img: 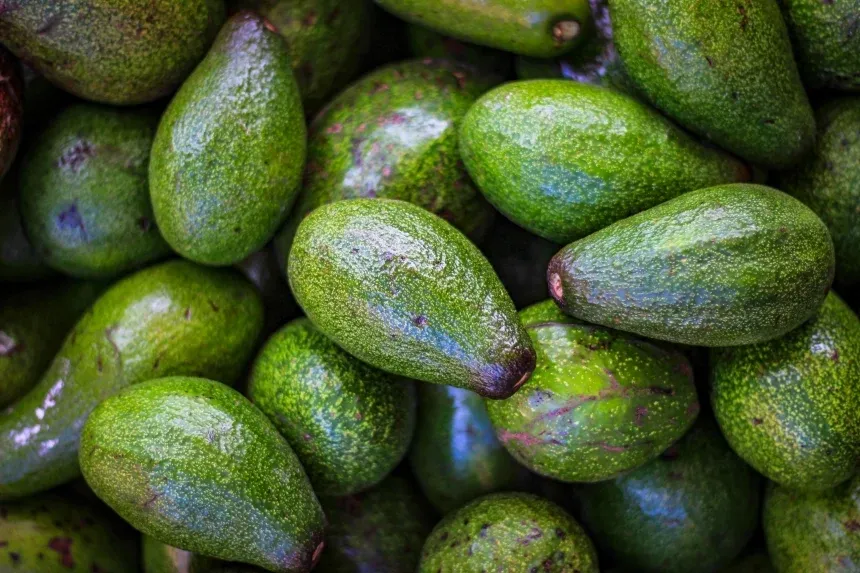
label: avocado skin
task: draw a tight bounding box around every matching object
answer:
[777,98,860,286]
[409,383,530,514]
[0,259,264,500]
[289,198,535,399]
[579,419,761,573]
[19,104,170,279]
[461,79,749,244]
[407,24,514,78]
[150,12,306,266]
[248,318,417,496]
[80,376,325,573]
[419,492,598,572]
[0,46,22,181]
[609,0,815,169]
[711,292,860,491]
[764,476,860,573]
[316,474,434,572]
[0,190,55,282]
[548,184,835,346]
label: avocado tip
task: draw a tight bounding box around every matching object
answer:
[552,20,581,44]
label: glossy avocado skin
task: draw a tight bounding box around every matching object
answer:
[19,104,170,279]
[764,476,860,572]
[419,492,599,572]
[548,184,835,346]
[247,318,417,496]
[579,420,761,573]
[711,292,860,491]
[0,260,264,500]
[288,199,535,399]
[407,24,514,77]
[0,190,55,282]
[80,376,325,573]
[0,46,23,181]
[461,79,749,244]
[609,0,815,169]
[150,12,306,266]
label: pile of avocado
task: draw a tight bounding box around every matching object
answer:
[0,0,858,571]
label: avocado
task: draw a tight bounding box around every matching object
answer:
[143,536,265,573]
[0,259,263,500]
[247,318,417,496]
[460,79,750,244]
[0,46,23,181]
[419,492,599,572]
[19,104,170,279]
[288,198,535,399]
[0,190,55,283]
[764,476,860,572]
[79,376,325,573]
[407,24,514,77]
[609,0,815,169]
[236,246,297,335]
[0,0,225,105]
[776,98,860,287]
[316,474,434,572]
[579,419,761,573]
[409,383,530,514]
[721,553,775,573]
[375,0,592,57]
[0,280,104,408]
[711,292,860,491]
[150,12,306,266]
[548,184,835,346]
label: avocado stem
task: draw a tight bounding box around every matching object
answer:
[553,20,581,44]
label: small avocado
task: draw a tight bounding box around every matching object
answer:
[236,245,297,335]
[80,376,325,573]
[460,79,750,244]
[247,318,417,496]
[609,0,815,169]
[548,184,835,346]
[419,492,599,572]
[721,553,775,573]
[0,0,225,105]
[0,259,264,500]
[406,24,514,77]
[316,474,434,572]
[0,46,23,181]
[0,190,55,282]
[288,198,535,399]
[150,12,306,266]
[711,292,860,491]
[19,104,170,279]
[764,476,860,572]
[579,419,761,573]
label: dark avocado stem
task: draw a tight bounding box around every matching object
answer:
[549,272,563,303]
[262,18,278,34]
[311,541,325,569]
[513,370,532,392]
[552,20,581,44]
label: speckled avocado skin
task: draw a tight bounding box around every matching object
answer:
[0,0,225,105]
[764,476,860,572]
[409,383,530,514]
[0,46,23,180]
[0,190,55,282]
[0,260,264,500]
[19,104,170,279]
[579,419,761,573]
[248,318,417,496]
[143,535,265,573]
[777,98,860,286]
[419,492,599,572]
[461,79,749,244]
[0,494,137,572]
[711,292,860,491]
[289,198,535,399]
[150,12,306,266]
[316,474,434,572]
[80,376,325,573]
[407,24,514,77]
[548,184,835,346]
[609,0,815,169]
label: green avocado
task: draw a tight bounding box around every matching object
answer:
[409,383,531,514]
[579,419,761,573]
[316,474,434,572]
[0,190,55,282]
[764,476,860,572]
[721,553,775,573]
[247,318,416,496]
[0,0,225,105]
[0,259,263,500]
[609,0,815,169]
[375,0,592,58]
[150,12,306,266]
[460,79,750,244]
[143,535,266,573]
[0,46,23,181]
[548,184,835,346]
[776,98,860,286]
[236,246,297,335]
[419,492,599,572]
[80,376,325,573]
[19,104,170,279]
[406,24,514,77]
[711,292,860,491]
[288,198,535,399]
